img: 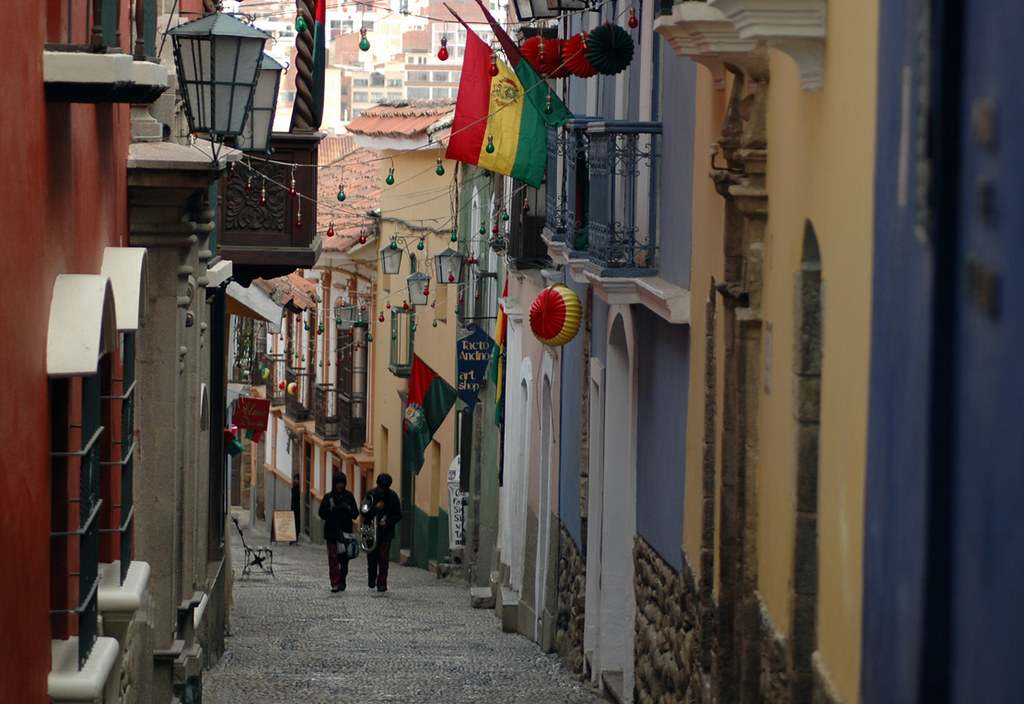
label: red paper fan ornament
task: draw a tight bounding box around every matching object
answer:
[563,33,597,78]
[522,36,569,77]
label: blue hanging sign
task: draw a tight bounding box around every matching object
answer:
[457,322,495,412]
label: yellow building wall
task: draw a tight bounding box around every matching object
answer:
[370,147,460,523]
[756,1,878,699]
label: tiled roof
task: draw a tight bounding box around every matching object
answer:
[252,272,318,311]
[319,135,355,165]
[346,99,457,139]
[317,144,382,251]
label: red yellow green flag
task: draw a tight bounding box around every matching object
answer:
[444,6,570,187]
[402,356,458,475]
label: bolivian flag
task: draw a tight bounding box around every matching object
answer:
[445,3,570,187]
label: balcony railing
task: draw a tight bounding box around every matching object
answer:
[264,354,286,406]
[585,121,662,277]
[314,383,340,440]
[545,118,600,256]
[338,393,367,452]
[284,367,311,421]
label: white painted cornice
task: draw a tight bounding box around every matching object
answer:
[708,0,826,89]
[653,2,758,89]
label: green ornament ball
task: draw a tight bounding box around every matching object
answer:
[485,141,495,154]
[359,37,370,51]
[436,163,445,175]
[337,187,346,202]
[385,173,395,185]
[451,231,458,242]
[432,320,438,328]
[295,16,307,32]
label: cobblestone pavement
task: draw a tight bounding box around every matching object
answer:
[204,516,607,704]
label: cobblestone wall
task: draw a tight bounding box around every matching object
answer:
[633,538,711,704]
[555,523,586,674]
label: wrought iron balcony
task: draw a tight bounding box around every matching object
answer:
[581,122,663,277]
[338,393,367,452]
[284,367,311,421]
[314,383,340,440]
[544,118,600,258]
[264,354,286,406]
[43,0,168,103]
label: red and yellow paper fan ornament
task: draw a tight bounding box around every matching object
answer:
[529,284,582,347]
[522,36,570,78]
[563,32,597,78]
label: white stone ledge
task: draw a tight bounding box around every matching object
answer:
[43,50,134,84]
[97,560,151,615]
[48,636,119,702]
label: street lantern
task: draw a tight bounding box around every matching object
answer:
[380,243,403,275]
[406,271,430,307]
[168,13,270,141]
[238,53,284,152]
[512,0,558,22]
[434,248,466,284]
[334,300,358,329]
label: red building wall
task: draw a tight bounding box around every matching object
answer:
[0,0,131,700]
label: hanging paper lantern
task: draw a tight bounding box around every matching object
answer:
[563,33,597,78]
[586,23,635,76]
[287,381,298,395]
[260,366,270,379]
[521,36,569,78]
[529,284,582,346]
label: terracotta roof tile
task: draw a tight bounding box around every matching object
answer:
[253,272,318,311]
[319,135,355,166]
[347,99,457,139]
[317,144,382,251]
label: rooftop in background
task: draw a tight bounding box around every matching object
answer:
[346,99,456,142]
[318,139,382,250]
[252,272,318,311]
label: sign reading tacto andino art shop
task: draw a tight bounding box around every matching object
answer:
[456,322,495,412]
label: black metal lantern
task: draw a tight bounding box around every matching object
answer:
[380,243,403,275]
[238,53,284,152]
[406,271,430,307]
[168,13,270,141]
[434,248,466,285]
[513,0,558,22]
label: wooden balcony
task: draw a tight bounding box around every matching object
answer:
[218,133,325,286]
[337,394,367,452]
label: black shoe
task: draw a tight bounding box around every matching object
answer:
[368,582,376,589]
[377,585,387,592]
[339,583,346,591]
[331,587,341,593]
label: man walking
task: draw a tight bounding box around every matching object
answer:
[318,472,359,592]
[361,474,402,592]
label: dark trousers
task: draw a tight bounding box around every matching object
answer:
[367,538,392,589]
[326,541,349,589]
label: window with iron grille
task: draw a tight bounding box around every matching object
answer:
[100,333,137,585]
[389,309,414,377]
[50,369,104,670]
[337,323,369,449]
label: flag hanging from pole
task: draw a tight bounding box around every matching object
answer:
[402,356,458,476]
[444,4,570,187]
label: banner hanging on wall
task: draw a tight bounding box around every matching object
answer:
[457,322,495,411]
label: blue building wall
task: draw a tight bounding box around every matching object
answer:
[634,308,688,571]
[657,43,696,290]
[558,280,587,547]
[863,1,935,700]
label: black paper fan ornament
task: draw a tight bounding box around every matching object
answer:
[586,23,634,75]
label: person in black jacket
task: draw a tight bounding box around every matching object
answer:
[318,472,359,592]
[361,473,402,592]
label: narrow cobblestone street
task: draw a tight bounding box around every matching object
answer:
[203,514,606,703]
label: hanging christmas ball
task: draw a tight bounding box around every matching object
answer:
[295,15,307,32]
[488,53,500,77]
[337,185,346,201]
[367,333,374,342]
[389,239,398,250]
[628,6,639,29]
[492,224,499,234]
[227,164,235,179]
[245,178,253,192]
[563,33,597,78]
[359,233,367,244]
[502,211,510,221]
[468,254,476,265]
[417,238,425,250]
[327,223,335,237]
[485,135,495,153]
[529,284,582,346]
[359,28,370,51]
[586,23,635,76]
[433,320,438,327]
[279,381,286,390]
[451,231,458,242]
[385,167,395,185]
[436,158,445,176]
[379,313,385,322]
[479,224,486,235]
[259,187,266,207]
[438,36,449,61]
